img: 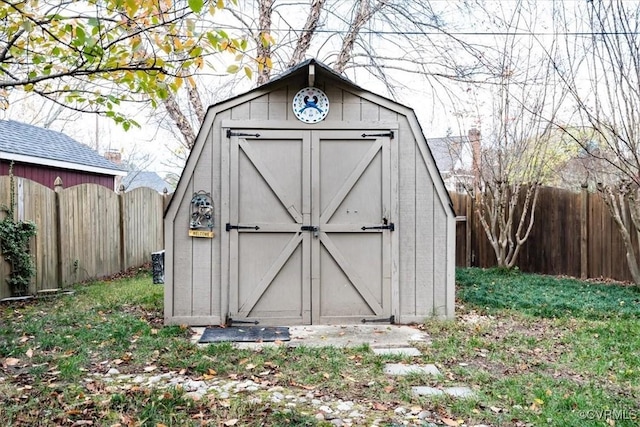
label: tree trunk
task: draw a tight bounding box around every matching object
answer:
[288,0,326,67]
[256,0,274,85]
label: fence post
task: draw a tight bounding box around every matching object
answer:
[466,194,472,267]
[54,177,63,288]
[118,184,126,272]
[581,183,589,279]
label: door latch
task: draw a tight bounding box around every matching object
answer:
[301,225,319,238]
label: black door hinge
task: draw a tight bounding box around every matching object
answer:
[361,315,395,324]
[226,317,259,326]
[227,130,261,138]
[300,225,319,232]
[361,131,394,139]
[226,223,260,231]
[361,223,395,231]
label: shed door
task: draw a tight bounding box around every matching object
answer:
[227,129,393,325]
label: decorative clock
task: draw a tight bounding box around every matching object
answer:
[292,87,330,123]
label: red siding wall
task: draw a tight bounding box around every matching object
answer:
[0,161,115,190]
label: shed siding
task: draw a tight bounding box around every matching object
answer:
[166,69,455,325]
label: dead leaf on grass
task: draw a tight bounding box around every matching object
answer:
[224,419,238,426]
[373,402,388,411]
[4,357,21,367]
[441,417,460,426]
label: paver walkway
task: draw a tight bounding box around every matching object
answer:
[379,346,476,400]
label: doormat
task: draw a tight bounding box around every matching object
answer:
[198,326,290,343]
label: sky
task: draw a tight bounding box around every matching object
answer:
[0,0,606,181]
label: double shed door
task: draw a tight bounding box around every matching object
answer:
[226,129,394,325]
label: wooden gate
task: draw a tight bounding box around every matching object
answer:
[226,129,394,325]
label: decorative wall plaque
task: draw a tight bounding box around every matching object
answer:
[189,191,214,238]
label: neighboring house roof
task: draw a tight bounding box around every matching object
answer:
[122,171,169,193]
[0,119,126,176]
[427,135,473,174]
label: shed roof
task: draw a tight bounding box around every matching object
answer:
[169,58,454,215]
[123,171,170,193]
[0,119,125,175]
[427,135,470,173]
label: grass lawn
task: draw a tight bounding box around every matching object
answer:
[0,267,638,426]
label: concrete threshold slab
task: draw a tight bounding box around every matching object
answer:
[191,324,430,349]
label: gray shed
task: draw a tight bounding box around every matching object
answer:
[164,59,455,326]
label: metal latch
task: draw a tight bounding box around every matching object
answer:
[301,225,319,238]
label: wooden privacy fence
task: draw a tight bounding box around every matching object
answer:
[0,176,166,299]
[451,186,640,282]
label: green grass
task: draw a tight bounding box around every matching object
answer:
[1,267,639,426]
[457,267,640,318]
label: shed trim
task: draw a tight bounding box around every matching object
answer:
[0,152,126,176]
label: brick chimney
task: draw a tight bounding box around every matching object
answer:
[104,149,122,164]
[468,128,481,190]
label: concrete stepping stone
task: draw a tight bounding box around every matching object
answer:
[373,347,421,357]
[383,363,441,376]
[412,386,475,399]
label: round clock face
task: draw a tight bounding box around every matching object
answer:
[292,87,330,123]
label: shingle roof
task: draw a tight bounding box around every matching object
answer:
[0,119,124,172]
[427,135,469,173]
[122,171,170,193]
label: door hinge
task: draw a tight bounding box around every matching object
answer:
[361,315,395,324]
[361,131,394,139]
[361,223,395,231]
[227,130,261,138]
[226,317,259,326]
[226,223,260,231]
[300,225,319,232]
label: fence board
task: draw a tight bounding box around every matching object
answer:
[451,187,640,282]
[1,176,167,298]
[123,187,164,269]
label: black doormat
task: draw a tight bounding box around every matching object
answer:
[198,326,290,343]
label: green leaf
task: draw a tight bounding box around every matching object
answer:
[226,64,239,74]
[244,66,252,79]
[188,0,204,13]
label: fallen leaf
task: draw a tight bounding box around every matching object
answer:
[19,336,29,343]
[441,417,460,426]
[224,419,238,426]
[113,359,123,365]
[25,348,33,358]
[322,373,330,379]
[373,402,388,411]
[245,363,256,370]
[4,357,20,367]
[150,329,158,335]
[384,385,395,393]
[489,406,502,413]
[208,368,217,375]
[143,365,157,372]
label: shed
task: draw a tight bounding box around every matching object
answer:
[0,119,126,190]
[164,59,455,326]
